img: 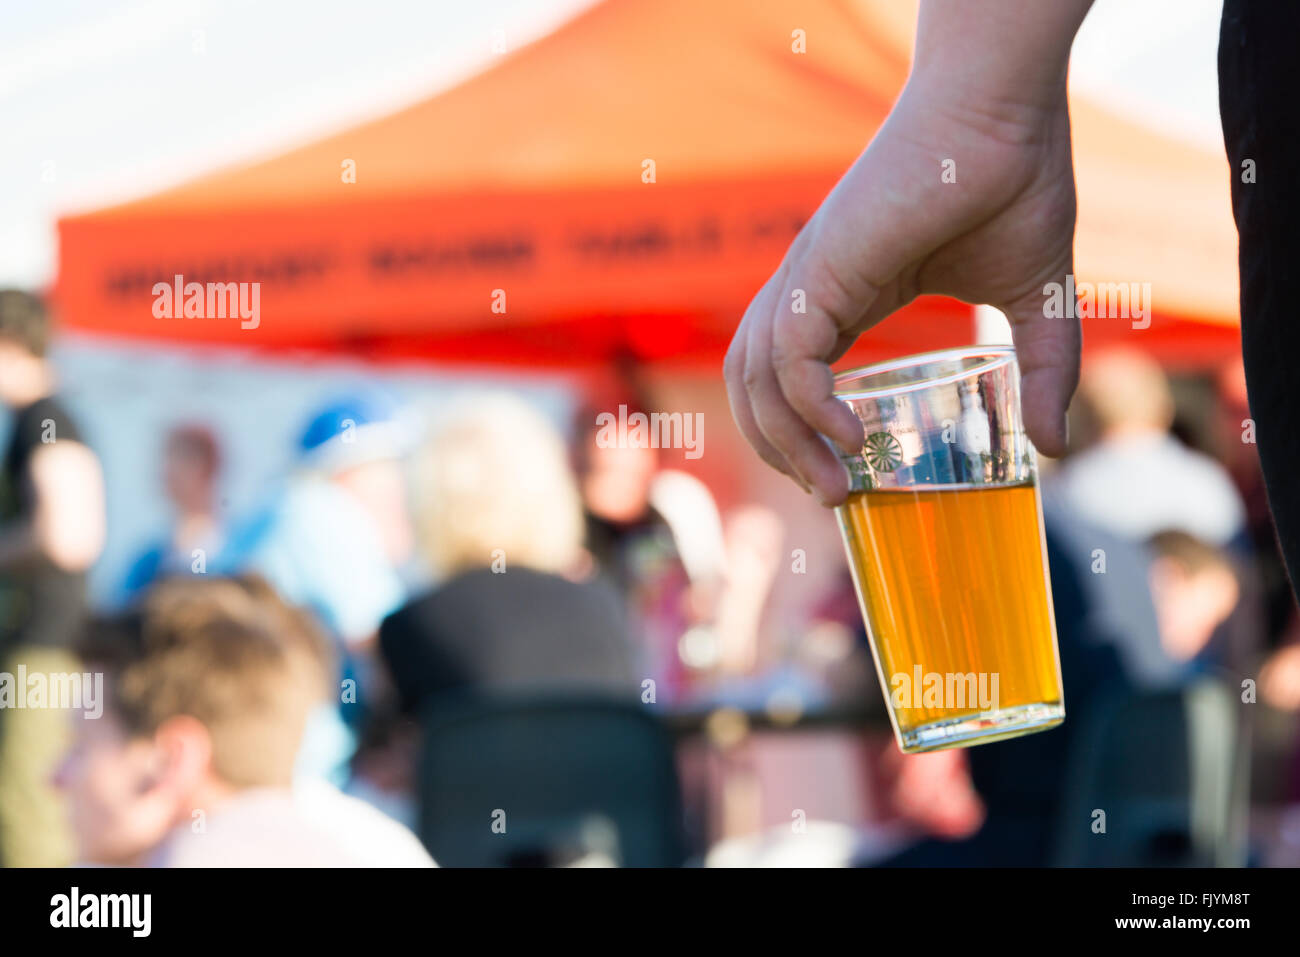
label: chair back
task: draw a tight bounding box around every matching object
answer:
[417,691,687,867]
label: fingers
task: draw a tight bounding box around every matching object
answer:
[744,298,852,506]
[724,263,855,505]
[724,276,808,489]
[729,214,904,506]
[1004,281,1081,458]
[758,235,908,504]
[769,272,868,458]
[724,142,930,502]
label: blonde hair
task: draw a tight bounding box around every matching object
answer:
[415,394,584,578]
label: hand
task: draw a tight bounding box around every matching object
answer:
[725,80,1081,505]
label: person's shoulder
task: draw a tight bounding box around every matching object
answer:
[155,787,433,867]
[428,566,547,601]
[148,791,319,867]
[17,395,83,444]
[407,567,620,617]
[1052,442,1121,481]
[481,566,620,608]
[381,588,439,632]
[23,393,73,420]
[296,780,436,867]
[1171,440,1239,482]
[1165,441,1246,505]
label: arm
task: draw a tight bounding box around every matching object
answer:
[725,0,1095,505]
[911,1,1095,114]
[0,441,106,572]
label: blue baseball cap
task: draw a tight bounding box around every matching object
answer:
[298,393,407,473]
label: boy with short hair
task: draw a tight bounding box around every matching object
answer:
[58,576,433,867]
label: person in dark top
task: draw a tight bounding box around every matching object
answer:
[574,392,688,602]
[381,565,635,709]
[0,289,106,866]
[378,393,638,715]
[573,386,740,701]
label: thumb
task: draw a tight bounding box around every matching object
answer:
[1003,281,1081,458]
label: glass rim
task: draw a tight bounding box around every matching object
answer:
[832,344,1016,401]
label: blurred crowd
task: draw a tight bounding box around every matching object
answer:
[2,288,1300,867]
[0,290,783,867]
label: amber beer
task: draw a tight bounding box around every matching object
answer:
[839,482,1062,749]
[832,345,1064,752]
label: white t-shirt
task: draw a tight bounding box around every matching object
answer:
[1051,432,1246,546]
[152,783,435,868]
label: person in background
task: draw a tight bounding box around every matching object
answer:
[380,393,637,712]
[1146,530,1242,672]
[225,393,413,783]
[235,393,412,651]
[1050,349,1247,549]
[57,576,434,867]
[120,424,225,603]
[573,393,727,699]
[1038,486,1185,689]
[0,289,106,867]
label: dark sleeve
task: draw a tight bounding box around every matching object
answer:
[1220,0,1300,602]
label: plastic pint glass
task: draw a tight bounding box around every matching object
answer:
[833,346,1064,752]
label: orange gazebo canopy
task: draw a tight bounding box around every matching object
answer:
[55,0,1238,369]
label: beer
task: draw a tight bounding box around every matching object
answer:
[838,481,1063,750]
[833,345,1064,751]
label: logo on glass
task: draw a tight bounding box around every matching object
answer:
[863,431,904,472]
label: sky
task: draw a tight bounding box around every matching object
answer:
[2,0,1225,290]
[1,0,600,287]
